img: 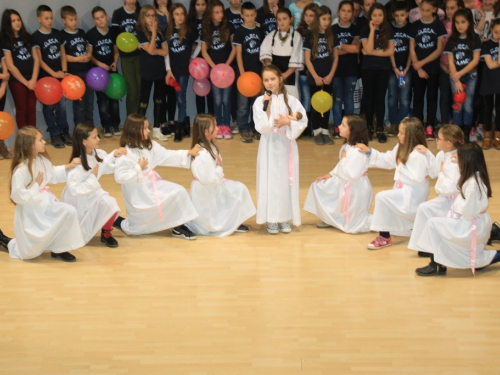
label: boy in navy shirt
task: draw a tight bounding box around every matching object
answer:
[31,5,70,148]
[60,6,94,128]
[86,6,120,137]
[233,2,264,143]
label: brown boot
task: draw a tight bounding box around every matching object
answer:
[0,140,12,159]
[495,131,500,150]
[482,131,492,149]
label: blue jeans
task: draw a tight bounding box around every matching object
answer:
[298,74,310,112]
[332,76,357,126]
[42,97,68,136]
[387,72,412,125]
[237,92,256,133]
[96,91,120,128]
[212,84,231,126]
[71,70,94,126]
[450,72,477,126]
[175,75,189,121]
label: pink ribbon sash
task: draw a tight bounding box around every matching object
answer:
[446,194,459,219]
[395,181,403,189]
[39,186,50,193]
[143,170,163,221]
[271,128,294,186]
[341,173,367,225]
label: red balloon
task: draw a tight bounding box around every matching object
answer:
[62,75,86,101]
[237,72,262,97]
[210,63,235,89]
[189,57,209,80]
[0,111,15,140]
[453,91,466,105]
[35,77,63,105]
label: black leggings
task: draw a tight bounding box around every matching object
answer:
[165,85,177,123]
[361,69,390,131]
[138,78,166,127]
[309,83,332,134]
[196,92,214,115]
[412,70,439,128]
[483,94,500,132]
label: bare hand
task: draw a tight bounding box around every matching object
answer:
[369,21,376,30]
[274,114,290,128]
[109,62,117,72]
[354,143,370,153]
[216,154,222,166]
[54,71,65,79]
[188,144,203,157]
[166,70,175,84]
[138,157,149,170]
[451,72,461,82]
[315,173,332,183]
[417,68,429,79]
[92,163,99,177]
[451,153,457,163]
[478,4,485,16]
[99,62,111,71]
[323,75,333,85]
[114,147,127,157]
[0,86,5,99]
[414,145,428,154]
[454,81,464,93]
[36,172,43,185]
[67,158,81,170]
[314,76,323,86]
[413,61,423,70]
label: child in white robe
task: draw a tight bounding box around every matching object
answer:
[0,127,84,262]
[252,64,308,234]
[304,115,372,234]
[62,123,127,248]
[259,7,304,99]
[186,114,256,236]
[356,117,433,249]
[113,113,202,239]
[415,143,500,276]
[408,125,464,256]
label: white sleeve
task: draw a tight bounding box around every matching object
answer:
[165,54,171,70]
[97,149,117,175]
[368,145,398,170]
[335,146,369,182]
[259,32,273,62]
[452,179,488,219]
[424,150,438,179]
[191,150,224,187]
[47,163,68,184]
[253,95,274,135]
[66,166,101,198]
[397,151,428,183]
[286,96,308,139]
[10,166,43,205]
[435,163,460,196]
[289,30,304,70]
[114,155,144,185]
[191,42,201,58]
[151,141,191,169]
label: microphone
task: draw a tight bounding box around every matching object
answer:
[263,90,272,111]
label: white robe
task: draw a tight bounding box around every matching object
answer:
[259,28,304,98]
[368,144,430,236]
[253,93,308,225]
[62,149,121,244]
[408,150,460,251]
[7,156,85,260]
[186,147,256,237]
[304,144,372,234]
[114,141,199,235]
[417,176,494,269]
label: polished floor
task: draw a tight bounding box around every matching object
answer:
[1,132,500,374]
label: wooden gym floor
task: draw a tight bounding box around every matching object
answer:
[1,133,500,374]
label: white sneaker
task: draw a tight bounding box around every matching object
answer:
[267,223,279,234]
[469,127,477,143]
[279,222,292,233]
[152,127,169,142]
[316,222,332,228]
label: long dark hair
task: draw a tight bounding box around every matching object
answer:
[457,143,492,199]
[449,8,475,50]
[120,113,153,150]
[191,114,219,160]
[202,0,229,47]
[167,3,188,40]
[367,3,391,50]
[263,0,284,15]
[310,6,334,59]
[345,115,369,146]
[296,3,319,36]
[187,0,206,32]
[0,9,31,49]
[70,123,103,172]
[395,117,427,165]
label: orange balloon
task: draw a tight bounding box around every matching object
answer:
[237,72,262,98]
[62,75,86,101]
[0,111,15,140]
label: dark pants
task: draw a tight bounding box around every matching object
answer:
[0,87,6,111]
[165,85,176,123]
[438,67,452,124]
[8,81,37,129]
[121,55,141,116]
[412,70,439,128]
[230,62,240,123]
[309,83,333,135]
[138,78,166,127]
[96,91,120,129]
[483,94,500,132]
[361,69,390,131]
[196,92,214,114]
[236,92,256,133]
[71,70,94,126]
[42,97,69,136]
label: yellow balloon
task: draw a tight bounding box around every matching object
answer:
[311,90,333,117]
[116,32,139,53]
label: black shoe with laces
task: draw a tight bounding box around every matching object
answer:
[51,135,65,148]
[101,229,119,248]
[487,222,500,245]
[235,224,249,233]
[415,261,447,276]
[61,130,73,146]
[0,229,12,250]
[51,251,77,262]
[113,216,125,232]
[377,131,387,143]
[112,126,121,136]
[172,225,197,240]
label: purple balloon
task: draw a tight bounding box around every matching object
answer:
[210,63,235,89]
[86,67,110,91]
[193,78,211,96]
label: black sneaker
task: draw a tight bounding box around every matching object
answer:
[333,127,340,139]
[487,222,500,245]
[103,127,112,138]
[323,134,333,145]
[112,126,121,136]
[377,131,387,143]
[235,224,249,233]
[61,130,73,146]
[113,216,125,232]
[172,225,197,240]
[101,229,119,248]
[415,262,447,276]
[50,135,65,148]
[51,251,77,262]
[418,251,432,258]
[314,134,325,145]
[240,132,253,143]
[0,229,12,250]
[368,128,374,141]
[252,130,261,140]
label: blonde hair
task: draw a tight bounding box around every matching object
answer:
[137,5,163,40]
[395,117,427,165]
[439,124,464,148]
[191,113,219,160]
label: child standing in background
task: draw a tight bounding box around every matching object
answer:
[289,0,321,30]
[472,0,496,41]
[257,0,283,36]
[410,0,446,22]
[0,45,11,160]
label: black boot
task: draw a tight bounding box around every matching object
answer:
[0,229,12,251]
[101,229,119,248]
[51,251,76,262]
[113,216,125,232]
[462,125,471,143]
[183,116,191,138]
[174,121,183,142]
[415,255,447,276]
[61,129,73,146]
[488,222,500,245]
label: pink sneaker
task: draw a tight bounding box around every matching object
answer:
[216,126,223,139]
[223,125,233,139]
[367,235,392,250]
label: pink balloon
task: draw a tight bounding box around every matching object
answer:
[193,78,211,96]
[210,63,235,89]
[189,58,209,80]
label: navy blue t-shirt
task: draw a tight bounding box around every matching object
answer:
[232,25,264,74]
[137,29,167,80]
[479,38,500,95]
[167,28,196,77]
[111,6,140,58]
[61,28,91,74]
[303,31,335,84]
[31,29,65,78]
[359,26,394,70]
[256,7,277,36]
[201,24,233,65]
[332,22,359,77]
[410,19,448,75]
[1,36,35,83]
[225,8,244,34]
[444,34,481,72]
[86,26,117,67]
[391,21,411,70]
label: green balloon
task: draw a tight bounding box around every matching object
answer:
[104,73,128,100]
[116,32,139,53]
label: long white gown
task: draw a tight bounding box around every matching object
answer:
[114,141,199,235]
[253,93,308,225]
[7,156,85,260]
[368,144,430,236]
[408,150,460,251]
[62,149,121,244]
[417,175,494,269]
[186,147,256,237]
[303,144,372,233]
